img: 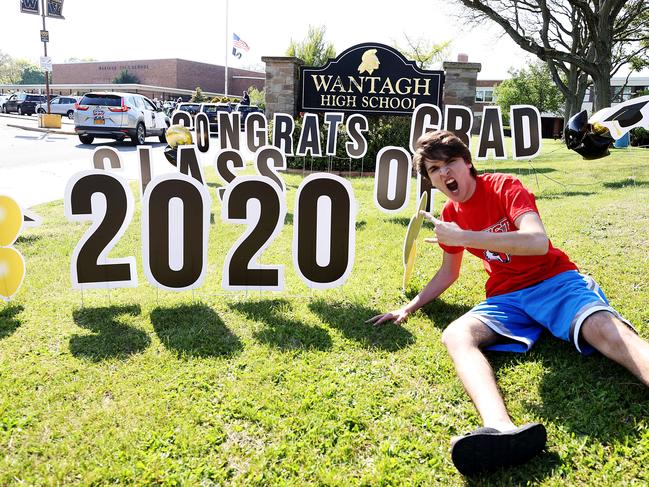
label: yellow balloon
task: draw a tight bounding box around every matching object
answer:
[166,125,193,148]
[0,247,25,301]
[402,192,428,289]
[0,196,23,247]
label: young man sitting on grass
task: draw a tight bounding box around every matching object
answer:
[367,130,649,475]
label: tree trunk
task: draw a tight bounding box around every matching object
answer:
[593,64,612,111]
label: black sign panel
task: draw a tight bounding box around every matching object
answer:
[300,42,444,116]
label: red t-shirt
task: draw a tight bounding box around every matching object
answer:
[439,173,577,297]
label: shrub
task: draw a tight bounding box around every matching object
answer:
[190,87,206,103]
[285,115,411,172]
[209,96,238,103]
[630,127,649,148]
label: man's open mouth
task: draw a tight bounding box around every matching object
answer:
[445,178,459,193]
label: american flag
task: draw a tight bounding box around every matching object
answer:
[232,33,250,52]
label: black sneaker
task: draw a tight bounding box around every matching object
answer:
[451,423,547,476]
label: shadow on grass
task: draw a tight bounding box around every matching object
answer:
[150,304,242,358]
[530,339,649,441]
[229,299,332,351]
[285,212,293,226]
[0,305,24,340]
[15,234,42,244]
[409,295,473,331]
[71,305,149,361]
[308,299,415,352]
[603,179,649,189]
[535,191,595,200]
[387,217,412,227]
[469,337,649,482]
[298,216,364,230]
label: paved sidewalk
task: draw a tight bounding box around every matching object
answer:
[0,112,76,135]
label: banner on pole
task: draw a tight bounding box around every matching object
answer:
[47,0,64,18]
[20,0,39,15]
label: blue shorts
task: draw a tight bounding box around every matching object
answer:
[465,270,633,355]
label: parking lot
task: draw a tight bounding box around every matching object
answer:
[0,112,258,209]
[0,113,168,208]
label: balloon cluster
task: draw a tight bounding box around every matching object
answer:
[564,110,614,160]
[164,125,193,166]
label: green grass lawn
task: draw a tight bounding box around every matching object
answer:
[2,139,649,485]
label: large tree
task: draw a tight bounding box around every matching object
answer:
[0,51,31,84]
[286,25,336,67]
[457,0,649,114]
[112,69,140,84]
[19,65,45,84]
[495,61,564,119]
[393,34,451,69]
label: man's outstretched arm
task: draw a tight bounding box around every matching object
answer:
[367,250,463,326]
[423,211,549,256]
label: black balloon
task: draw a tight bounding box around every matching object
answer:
[164,145,178,166]
[564,110,613,160]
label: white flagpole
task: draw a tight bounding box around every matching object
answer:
[225,0,229,97]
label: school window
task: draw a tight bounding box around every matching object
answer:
[475,88,494,103]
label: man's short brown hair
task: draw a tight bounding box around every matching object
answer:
[413,130,477,180]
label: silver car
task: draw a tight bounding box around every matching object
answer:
[36,96,80,119]
[74,92,169,145]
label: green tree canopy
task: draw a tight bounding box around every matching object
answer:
[457,0,649,112]
[247,87,265,110]
[0,52,33,84]
[19,65,45,84]
[190,87,206,103]
[112,69,140,84]
[495,61,564,118]
[286,25,336,67]
[393,34,451,69]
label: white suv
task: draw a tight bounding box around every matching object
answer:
[36,96,80,119]
[74,92,170,145]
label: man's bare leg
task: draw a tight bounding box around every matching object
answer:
[581,310,649,386]
[442,316,517,433]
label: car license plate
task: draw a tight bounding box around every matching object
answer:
[94,119,105,125]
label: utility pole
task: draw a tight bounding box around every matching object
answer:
[40,0,51,113]
[225,0,229,97]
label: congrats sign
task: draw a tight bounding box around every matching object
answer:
[300,42,444,115]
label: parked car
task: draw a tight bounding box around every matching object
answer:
[2,93,47,115]
[176,102,201,117]
[199,103,232,134]
[36,96,81,119]
[234,104,264,128]
[74,92,170,145]
[0,93,14,110]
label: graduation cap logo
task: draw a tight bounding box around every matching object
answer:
[590,95,649,140]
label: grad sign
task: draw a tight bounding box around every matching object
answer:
[300,42,444,115]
